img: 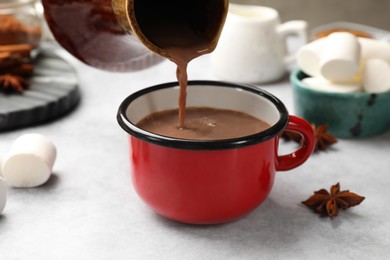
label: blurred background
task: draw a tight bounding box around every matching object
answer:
[234,0,390,31]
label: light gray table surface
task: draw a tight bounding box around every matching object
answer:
[0,44,389,260]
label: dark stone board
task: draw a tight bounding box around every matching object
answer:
[0,49,80,131]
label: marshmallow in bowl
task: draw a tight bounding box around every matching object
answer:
[2,133,57,188]
[363,59,390,93]
[302,76,362,93]
[296,37,326,77]
[319,32,361,82]
[296,31,390,93]
[0,177,6,214]
[359,37,390,63]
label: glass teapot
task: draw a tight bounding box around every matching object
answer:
[42,0,228,72]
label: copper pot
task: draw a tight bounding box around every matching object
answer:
[42,0,228,72]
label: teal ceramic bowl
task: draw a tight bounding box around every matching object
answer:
[290,69,390,138]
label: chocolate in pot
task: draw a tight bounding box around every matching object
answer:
[42,0,227,72]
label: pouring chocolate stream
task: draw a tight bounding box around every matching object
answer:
[43,0,228,128]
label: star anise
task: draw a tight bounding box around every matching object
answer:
[281,123,337,152]
[302,183,365,219]
[0,74,29,93]
[313,124,337,151]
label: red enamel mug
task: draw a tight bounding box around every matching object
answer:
[117,80,315,224]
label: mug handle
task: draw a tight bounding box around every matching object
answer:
[276,115,316,171]
[277,20,308,64]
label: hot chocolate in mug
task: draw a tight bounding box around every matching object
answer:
[117,80,316,224]
[211,4,308,83]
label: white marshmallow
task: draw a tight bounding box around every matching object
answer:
[2,133,57,188]
[319,32,361,82]
[296,37,326,77]
[351,38,390,88]
[363,58,390,93]
[302,76,362,93]
[359,37,390,63]
[0,177,6,215]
